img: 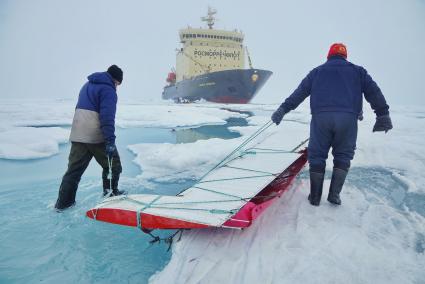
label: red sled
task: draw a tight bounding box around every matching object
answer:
[87,122,308,231]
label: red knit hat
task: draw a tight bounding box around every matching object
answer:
[327,43,347,59]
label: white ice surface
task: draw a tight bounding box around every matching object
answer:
[116,104,246,128]
[355,108,425,194]
[0,100,246,159]
[0,127,70,159]
[150,180,425,284]
[1,100,424,282]
[149,105,425,284]
[128,138,244,182]
[0,100,246,129]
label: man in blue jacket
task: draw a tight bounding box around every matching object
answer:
[271,43,392,206]
[55,65,126,210]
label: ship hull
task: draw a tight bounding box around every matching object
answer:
[162,69,272,104]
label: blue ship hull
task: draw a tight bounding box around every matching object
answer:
[162,69,272,104]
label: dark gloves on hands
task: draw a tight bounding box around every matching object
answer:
[373,115,393,133]
[105,142,116,159]
[358,111,364,121]
[271,107,286,125]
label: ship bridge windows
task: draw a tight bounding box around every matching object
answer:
[182,33,242,42]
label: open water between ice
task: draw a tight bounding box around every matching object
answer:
[0,117,245,283]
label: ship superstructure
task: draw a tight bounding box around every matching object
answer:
[163,8,272,104]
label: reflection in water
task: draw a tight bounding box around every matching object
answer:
[174,116,249,143]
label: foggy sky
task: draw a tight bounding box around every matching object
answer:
[0,0,424,106]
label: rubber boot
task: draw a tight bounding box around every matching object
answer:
[327,168,348,205]
[103,177,126,197]
[55,180,77,211]
[308,171,325,206]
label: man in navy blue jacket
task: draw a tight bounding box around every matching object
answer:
[55,65,126,210]
[272,43,392,206]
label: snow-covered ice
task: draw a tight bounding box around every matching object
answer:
[0,100,246,159]
[151,179,424,284]
[0,100,246,130]
[128,138,244,182]
[116,104,246,128]
[148,104,425,284]
[0,101,424,283]
[0,127,70,159]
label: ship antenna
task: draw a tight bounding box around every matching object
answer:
[201,6,217,29]
[245,46,253,69]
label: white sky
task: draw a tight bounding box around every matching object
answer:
[0,0,424,106]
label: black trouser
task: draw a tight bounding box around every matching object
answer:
[55,142,122,209]
[308,112,358,173]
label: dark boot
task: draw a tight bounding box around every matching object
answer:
[308,171,325,206]
[327,168,348,205]
[103,177,126,197]
[55,180,77,210]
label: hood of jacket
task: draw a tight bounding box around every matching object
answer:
[87,72,116,89]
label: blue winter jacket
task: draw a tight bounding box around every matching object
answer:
[280,56,389,116]
[69,72,117,144]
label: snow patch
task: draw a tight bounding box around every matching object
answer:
[128,138,244,182]
[150,181,425,284]
[116,104,246,129]
[0,127,70,159]
[0,100,246,129]
[0,101,247,159]
[355,109,425,194]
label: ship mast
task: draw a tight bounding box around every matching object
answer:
[201,7,217,29]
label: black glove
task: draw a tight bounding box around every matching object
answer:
[373,115,393,133]
[105,142,116,159]
[358,111,364,121]
[271,107,286,125]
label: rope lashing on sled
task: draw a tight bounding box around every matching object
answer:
[197,174,276,184]
[90,187,294,222]
[143,229,185,252]
[169,120,276,196]
[97,195,238,215]
[222,165,278,176]
[241,138,310,155]
[104,156,114,198]
[92,121,307,250]
[144,193,283,206]
[136,195,162,229]
[93,121,306,218]
[192,186,244,199]
[197,120,274,182]
[104,173,297,214]
[243,147,299,154]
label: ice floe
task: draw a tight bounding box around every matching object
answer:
[0,127,70,159]
[0,100,247,159]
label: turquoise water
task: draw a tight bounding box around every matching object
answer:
[0,118,245,283]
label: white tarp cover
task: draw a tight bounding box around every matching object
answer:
[92,126,307,227]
